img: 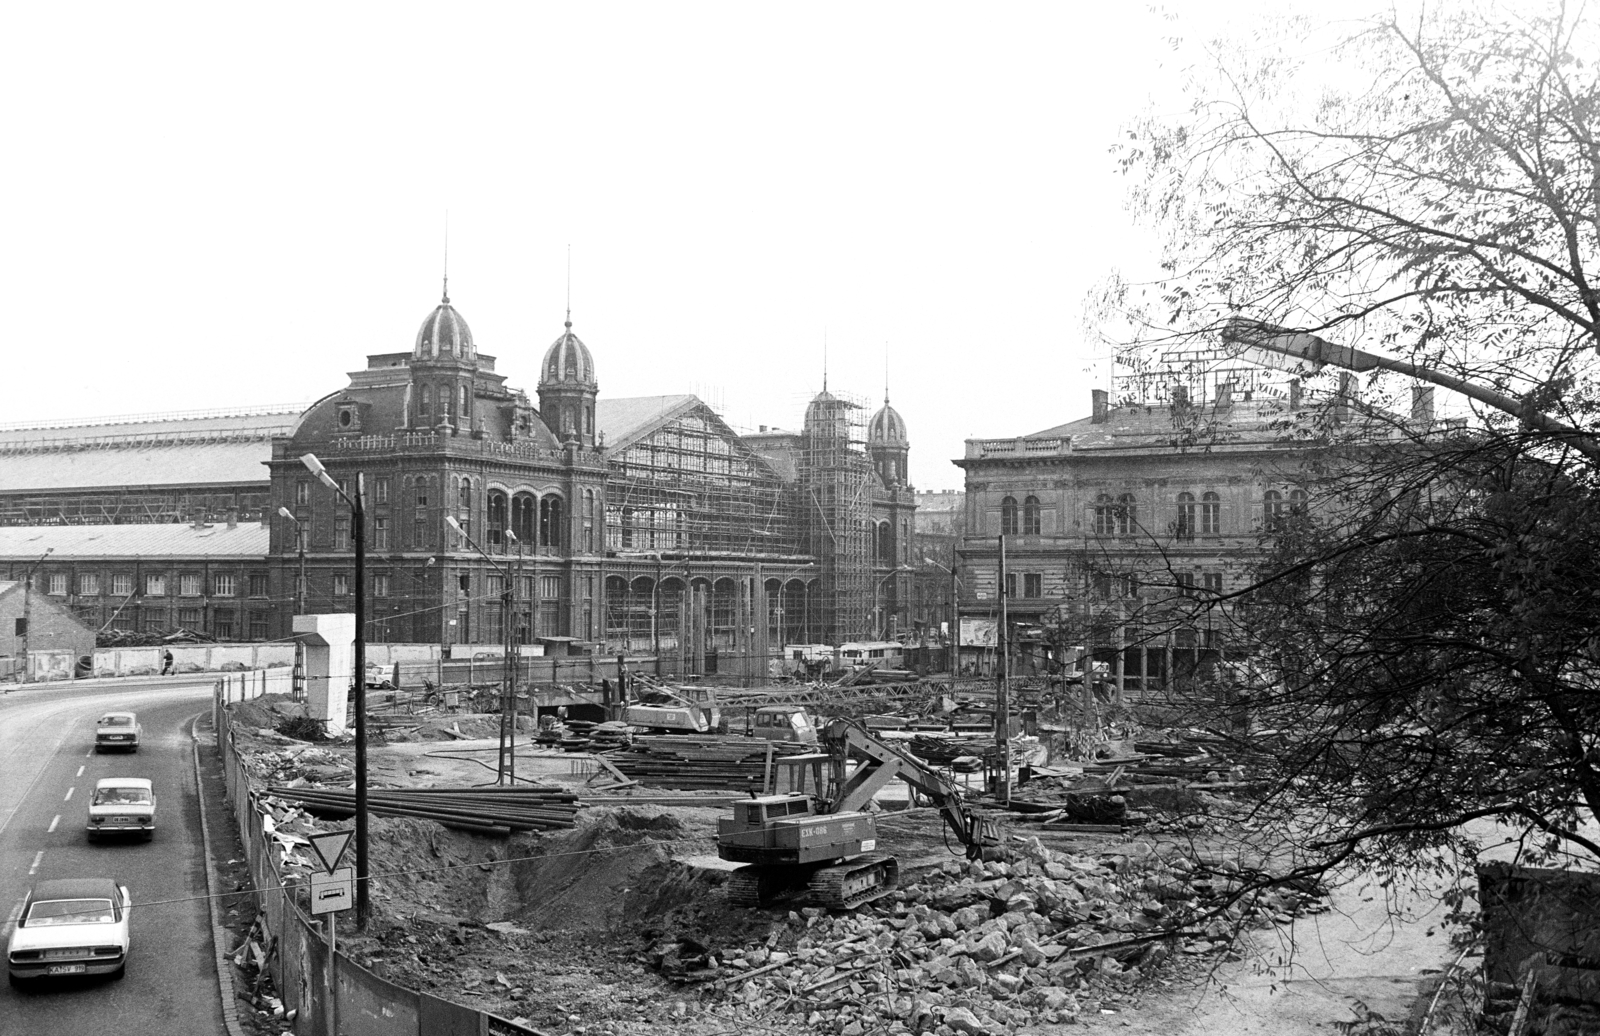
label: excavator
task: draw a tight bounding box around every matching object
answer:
[717,717,1003,909]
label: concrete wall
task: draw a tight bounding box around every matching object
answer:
[92,642,296,677]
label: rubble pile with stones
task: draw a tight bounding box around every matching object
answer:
[675,838,1326,1035]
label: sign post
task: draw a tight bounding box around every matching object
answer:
[307,830,354,1036]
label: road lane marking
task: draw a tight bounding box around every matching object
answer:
[77,765,85,777]
[48,815,60,833]
[28,851,43,874]
[63,787,74,802]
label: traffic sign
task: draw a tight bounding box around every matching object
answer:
[310,868,353,914]
[308,830,353,874]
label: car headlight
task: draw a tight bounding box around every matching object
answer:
[91,817,104,824]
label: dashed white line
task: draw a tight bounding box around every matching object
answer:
[28,851,43,874]
[76,765,85,777]
[63,787,74,802]
[48,815,60,833]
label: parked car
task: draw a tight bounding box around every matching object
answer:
[85,778,155,842]
[93,712,141,753]
[6,878,132,985]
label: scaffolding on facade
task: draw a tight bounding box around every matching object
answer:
[599,393,881,668]
[801,390,873,646]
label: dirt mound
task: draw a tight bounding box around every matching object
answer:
[499,805,718,932]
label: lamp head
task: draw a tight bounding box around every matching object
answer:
[505,530,519,545]
[445,516,465,536]
[277,507,296,521]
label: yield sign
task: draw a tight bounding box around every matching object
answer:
[307,830,353,874]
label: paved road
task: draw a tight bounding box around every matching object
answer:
[0,680,223,1033]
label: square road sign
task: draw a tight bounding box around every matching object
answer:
[310,868,353,914]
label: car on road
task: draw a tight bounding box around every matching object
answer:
[93,712,141,753]
[6,878,132,985]
[86,777,156,842]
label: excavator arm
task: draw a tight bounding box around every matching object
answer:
[821,717,1001,859]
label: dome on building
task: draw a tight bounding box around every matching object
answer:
[540,321,597,388]
[413,290,475,362]
[869,399,908,446]
[803,389,852,439]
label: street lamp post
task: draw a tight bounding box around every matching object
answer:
[446,516,519,785]
[299,453,370,926]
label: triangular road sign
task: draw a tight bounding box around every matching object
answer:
[308,830,353,874]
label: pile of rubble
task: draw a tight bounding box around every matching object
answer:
[655,839,1325,1035]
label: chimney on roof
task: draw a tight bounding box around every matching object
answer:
[1331,372,1361,422]
[1091,389,1109,424]
[1216,381,1233,409]
[1411,385,1435,425]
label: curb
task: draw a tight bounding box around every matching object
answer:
[192,713,251,1036]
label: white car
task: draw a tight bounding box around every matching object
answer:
[7,878,131,985]
[94,712,141,753]
[86,778,156,842]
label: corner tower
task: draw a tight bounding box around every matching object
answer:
[408,283,478,432]
[868,394,909,487]
[537,319,598,446]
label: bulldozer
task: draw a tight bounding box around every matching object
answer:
[716,717,1002,909]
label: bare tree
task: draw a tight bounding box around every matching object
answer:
[1098,1,1600,877]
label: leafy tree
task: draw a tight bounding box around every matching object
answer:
[1099,0,1600,878]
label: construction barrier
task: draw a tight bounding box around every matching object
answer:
[217,696,539,1036]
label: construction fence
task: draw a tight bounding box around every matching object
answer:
[215,678,540,1036]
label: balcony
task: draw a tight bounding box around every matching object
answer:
[965,436,1071,459]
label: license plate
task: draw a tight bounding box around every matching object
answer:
[112,818,131,824]
[47,964,87,975]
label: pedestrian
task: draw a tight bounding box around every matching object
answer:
[161,649,174,675]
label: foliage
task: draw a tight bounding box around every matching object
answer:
[1099,1,1600,877]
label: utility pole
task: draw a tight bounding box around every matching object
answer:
[997,534,1011,805]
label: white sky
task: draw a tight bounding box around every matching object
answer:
[1,2,1292,490]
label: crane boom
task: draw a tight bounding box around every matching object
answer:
[821,717,1000,858]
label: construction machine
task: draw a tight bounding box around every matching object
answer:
[717,716,1002,910]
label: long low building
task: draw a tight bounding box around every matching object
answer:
[0,521,272,639]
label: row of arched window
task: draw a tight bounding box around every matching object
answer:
[1002,488,1312,539]
[999,496,1043,536]
[486,488,565,548]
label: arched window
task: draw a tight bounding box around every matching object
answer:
[459,384,470,421]
[1289,488,1309,516]
[1000,496,1018,536]
[539,496,565,548]
[620,505,634,548]
[442,383,454,423]
[1263,489,1285,528]
[1116,494,1137,536]
[1093,494,1116,536]
[512,493,536,545]
[1023,496,1041,535]
[419,385,433,421]
[1175,492,1196,540]
[1201,492,1221,535]
[458,478,470,509]
[876,522,893,560]
[487,491,508,547]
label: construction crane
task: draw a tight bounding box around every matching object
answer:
[717,716,1002,909]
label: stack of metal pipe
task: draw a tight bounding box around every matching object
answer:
[265,784,581,836]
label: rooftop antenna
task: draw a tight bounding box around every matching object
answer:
[823,330,829,392]
[884,342,890,404]
[442,210,450,303]
[565,243,572,330]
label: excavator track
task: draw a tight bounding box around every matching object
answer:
[808,852,899,910]
[724,869,764,908]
